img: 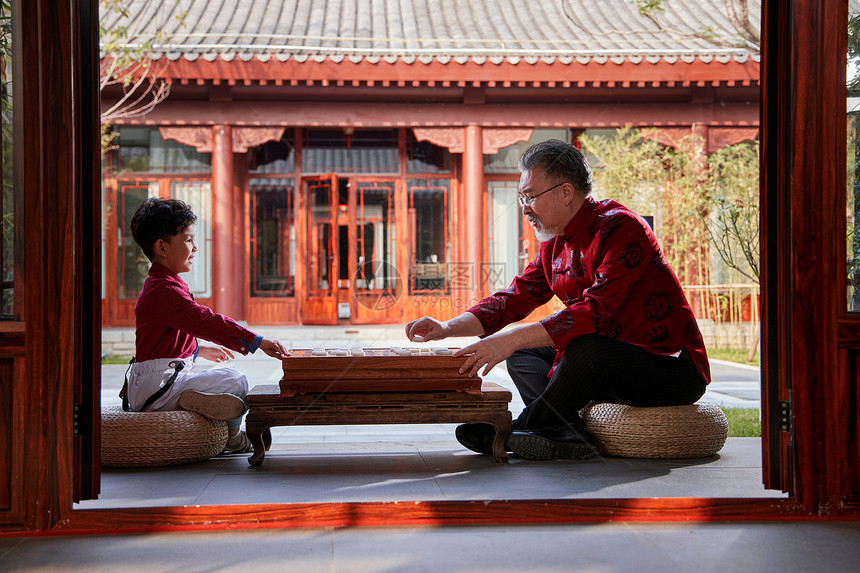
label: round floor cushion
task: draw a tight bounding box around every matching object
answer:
[101,406,228,468]
[580,402,728,459]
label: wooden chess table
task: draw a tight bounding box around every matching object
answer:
[276,346,483,397]
[244,347,512,464]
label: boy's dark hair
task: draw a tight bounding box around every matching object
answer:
[518,139,593,195]
[130,198,197,261]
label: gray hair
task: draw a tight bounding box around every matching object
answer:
[518,139,593,195]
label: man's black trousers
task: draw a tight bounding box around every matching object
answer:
[506,333,707,432]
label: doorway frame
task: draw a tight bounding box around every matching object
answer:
[5,0,860,534]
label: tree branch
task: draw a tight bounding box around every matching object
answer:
[725,0,761,45]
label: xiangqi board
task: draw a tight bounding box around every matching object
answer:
[279,347,481,396]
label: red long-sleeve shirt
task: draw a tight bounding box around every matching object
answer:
[134,263,261,361]
[468,196,711,384]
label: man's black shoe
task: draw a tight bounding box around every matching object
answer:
[455,423,498,455]
[507,425,599,461]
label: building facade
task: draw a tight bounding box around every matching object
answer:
[100,0,761,327]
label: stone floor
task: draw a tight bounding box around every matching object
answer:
[3,520,860,572]
[77,437,779,508]
[2,327,856,572]
[89,325,773,508]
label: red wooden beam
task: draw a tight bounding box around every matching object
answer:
[29,498,824,535]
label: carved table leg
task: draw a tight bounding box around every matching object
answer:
[491,416,513,463]
[246,422,268,467]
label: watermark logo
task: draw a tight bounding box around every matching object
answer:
[352,259,513,312]
[352,260,403,311]
[448,262,475,290]
[480,262,508,292]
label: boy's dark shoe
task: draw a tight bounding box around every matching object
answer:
[507,425,600,461]
[455,423,504,455]
[179,390,246,421]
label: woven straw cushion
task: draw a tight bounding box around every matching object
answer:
[101,406,228,468]
[580,402,728,459]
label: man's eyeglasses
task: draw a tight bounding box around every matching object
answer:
[517,181,566,208]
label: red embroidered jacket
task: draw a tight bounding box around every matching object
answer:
[134,263,262,361]
[467,197,711,384]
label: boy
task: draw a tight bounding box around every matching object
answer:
[127,197,288,453]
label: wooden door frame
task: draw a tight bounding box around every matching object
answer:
[299,174,403,325]
[6,0,860,535]
[103,177,159,326]
[101,175,214,326]
[243,168,301,324]
[299,173,339,325]
[776,0,854,511]
[348,177,403,325]
[0,0,101,532]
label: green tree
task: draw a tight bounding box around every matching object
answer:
[707,141,760,283]
[580,127,713,286]
[847,13,860,309]
[1,0,13,316]
[706,140,760,362]
[658,133,712,286]
[582,126,760,360]
[578,126,665,217]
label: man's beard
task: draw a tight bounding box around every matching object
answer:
[534,228,556,242]
[528,217,556,243]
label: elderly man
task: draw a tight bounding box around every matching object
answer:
[406,139,710,461]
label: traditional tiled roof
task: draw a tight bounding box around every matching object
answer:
[102,0,761,64]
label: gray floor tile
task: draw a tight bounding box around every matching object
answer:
[328,523,860,573]
[4,523,860,572]
[76,438,784,509]
[194,453,448,504]
[1,528,334,572]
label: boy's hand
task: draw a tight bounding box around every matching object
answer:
[198,345,235,363]
[260,338,290,359]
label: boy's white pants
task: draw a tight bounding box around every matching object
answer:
[127,357,249,414]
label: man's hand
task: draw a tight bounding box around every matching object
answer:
[259,338,290,359]
[405,316,450,342]
[197,345,235,363]
[453,335,518,377]
[405,312,486,342]
[453,323,554,377]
